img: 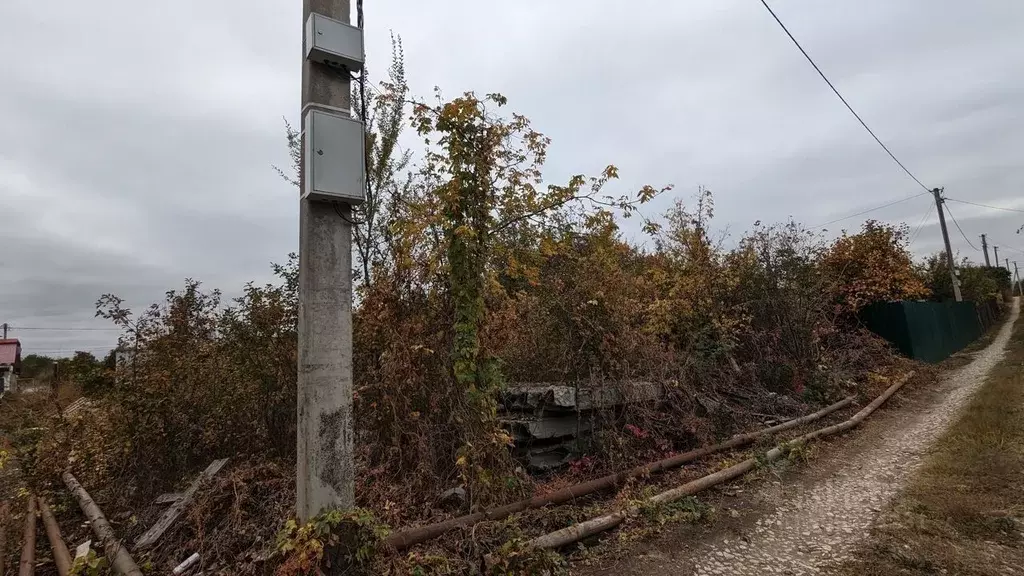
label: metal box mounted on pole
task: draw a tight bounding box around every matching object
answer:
[303,110,366,204]
[305,13,364,72]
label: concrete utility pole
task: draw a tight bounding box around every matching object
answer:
[1015,262,1023,297]
[932,187,962,302]
[297,0,356,521]
[1,323,6,339]
[981,234,990,267]
[994,246,1000,269]
[1007,258,1012,272]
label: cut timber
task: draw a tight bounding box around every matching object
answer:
[172,552,200,575]
[133,458,228,551]
[38,499,72,576]
[386,394,855,550]
[515,372,914,553]
[62,472,143,576]
[153,493,184,505]
[1,500,9,576]
[19,496,35,576]
[61,398,92,418]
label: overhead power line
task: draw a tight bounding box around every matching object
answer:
[757,0,931,194]
[943,202,980,251]
[809,192,929,229]
[995,243,1024,255]
[9,327,120,332]
[26,348,114,353]
[908,202,933,245]
[944,197,1024,215]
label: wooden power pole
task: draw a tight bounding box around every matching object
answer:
[297,0,365,521]
[994,246,1000,269]
[932,187,962,302]
[981,234,990,266]
[1015,262,1022,297]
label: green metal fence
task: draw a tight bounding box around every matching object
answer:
[861,299,1001,364]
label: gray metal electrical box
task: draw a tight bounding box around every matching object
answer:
[305,13,364,72]
[303,110,365,204]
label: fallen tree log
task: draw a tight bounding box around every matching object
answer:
[19,496,36,576]
[38,499,71,576]
[62,473,143,576]
[387,394,856,550]
[515,373,913,553]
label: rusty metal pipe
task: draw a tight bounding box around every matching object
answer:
[517,373,914,553]
[37,500,71,576]
[18,496,36,576]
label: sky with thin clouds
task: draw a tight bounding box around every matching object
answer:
[2,0,1023,356]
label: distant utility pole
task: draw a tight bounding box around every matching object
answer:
[297,0,364,522]
[932,187,962,302]
[994,246,1000,269]
[1015,262,1023,297]
[1,323,6,339]
[1007,258,1012,273]
[981,234,990,267]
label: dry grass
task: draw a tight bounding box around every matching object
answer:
[831,313,1024,575]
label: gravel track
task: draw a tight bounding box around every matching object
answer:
[690,299,1020,576]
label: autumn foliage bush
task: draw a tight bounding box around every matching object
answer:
[24,67,930,574]
[821,220,930,312]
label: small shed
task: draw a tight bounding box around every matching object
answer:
[0,338,22,394]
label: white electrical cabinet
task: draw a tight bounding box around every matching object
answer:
[303,110,365,204]
[305,13,364,72]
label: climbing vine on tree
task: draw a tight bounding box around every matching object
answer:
[409,91,668,501]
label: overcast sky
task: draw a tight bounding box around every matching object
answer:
[2,0,1023,356]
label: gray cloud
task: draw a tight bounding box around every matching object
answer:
[2,0,1023,355]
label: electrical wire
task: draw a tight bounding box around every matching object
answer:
[908,202,933,245]
[8,327,120,332]
[995,243,1024,255]
[943,202,980,251]
[757,0,931,194]
[26,348,115,353]
[944,197,1024,215]
[356,0,372,205]
[809,192,929,229]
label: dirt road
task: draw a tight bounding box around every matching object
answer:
[577,299,1019,576]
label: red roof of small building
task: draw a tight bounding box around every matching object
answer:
[0,339,21,365]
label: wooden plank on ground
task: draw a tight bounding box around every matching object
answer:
[133,458,228,551]
[153,493,184,505]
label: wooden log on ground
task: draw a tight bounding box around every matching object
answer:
[133,458,228,551]
[37,499,71,576]
[1,500,10,576]
[513,373,914,553]
[62,473,143,576]
[18,496,35,576]
[387,394,856,550]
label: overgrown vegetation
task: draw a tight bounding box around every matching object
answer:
[831,311,1024,576]
[4,41,986,575]
[918,253,1012,303]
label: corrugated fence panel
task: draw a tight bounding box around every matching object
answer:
[862,299,1000,364]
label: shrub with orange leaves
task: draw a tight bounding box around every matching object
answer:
[821,220,930,313]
